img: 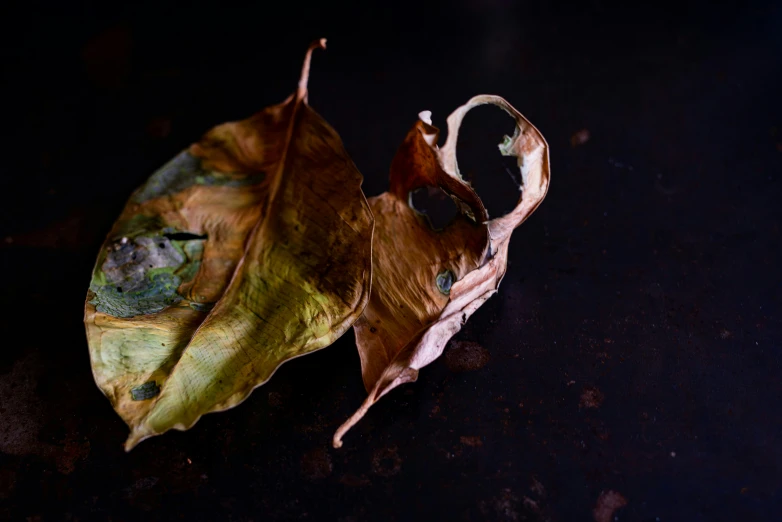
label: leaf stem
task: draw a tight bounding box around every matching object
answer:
[298,38,327,101]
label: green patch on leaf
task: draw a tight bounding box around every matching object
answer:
[89,234,205,318]
[132,151,266,204]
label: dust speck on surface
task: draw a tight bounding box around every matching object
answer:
[593,490,627,522]
[480,488,520,521]
[267,391,283,408]
[580,385,605,409]
[299,448,332,480]
[445,341,490,372]
[460,435,483,447]
[530,475,545,497]
[132,477,160,491]
[372,446,402,477]
[570,128,590,147]
[522,496,539,512]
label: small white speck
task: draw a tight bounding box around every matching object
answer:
[121,237,129,244]
[670,451,676,457]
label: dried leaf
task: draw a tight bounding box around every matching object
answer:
[333,96,549,447]
[84,40,374,450]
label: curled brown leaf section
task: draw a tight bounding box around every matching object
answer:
[334,95,550,448]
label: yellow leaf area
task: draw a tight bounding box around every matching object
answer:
[85,41,373,450]
[334,97,549,447]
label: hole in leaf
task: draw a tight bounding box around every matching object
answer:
[409,187,458,230]
[163,232,208,241]
[456,105,521,219]
[436,269,455,295]
[116,287,123,293]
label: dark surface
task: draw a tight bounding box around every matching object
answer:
[1,1,781,520]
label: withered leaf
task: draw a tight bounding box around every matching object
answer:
[84,40,374,450]
[333,96,550,447]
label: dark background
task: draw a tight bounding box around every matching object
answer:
[1,1,780,520]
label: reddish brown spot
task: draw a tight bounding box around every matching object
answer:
[56,434,91,475]
[587,418,611,440]
[580,385,605,409]
[372,446,402,477]
[460,435,483,447]
[445,341,490,372]
[146,117,172,139]
[81,27,132,89]
[339,474,371,487]
[299,448,332,480]
[593,490,627,522]
[0,468,16,499]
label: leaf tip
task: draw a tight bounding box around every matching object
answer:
[124,437,139,453]
[124,425,153,452]
[416,110,438,146]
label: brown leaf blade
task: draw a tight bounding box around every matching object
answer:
[334,96,549,447]
[84,40,374,450]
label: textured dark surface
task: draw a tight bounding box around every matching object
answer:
[1,1,781,521]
